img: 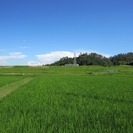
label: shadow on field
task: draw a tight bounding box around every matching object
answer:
[62,92,133,104]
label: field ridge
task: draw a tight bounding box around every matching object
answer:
[0,77,34,100]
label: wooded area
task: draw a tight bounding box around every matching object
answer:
[48,52,133,66]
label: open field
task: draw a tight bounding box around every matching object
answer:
[0,66,133,132]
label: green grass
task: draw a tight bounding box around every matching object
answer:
[0,65,133,76]
[0,71,133,132]
[0,77,34,100]
[0,76,25,87]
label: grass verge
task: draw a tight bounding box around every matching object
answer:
[0,77,34,100]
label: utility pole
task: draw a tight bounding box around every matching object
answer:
[73,53,77,65]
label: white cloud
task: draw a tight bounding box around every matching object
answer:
[36,51,75,65]
[0,52,26,60]
[27,61,42,66]
[27,51,75,66]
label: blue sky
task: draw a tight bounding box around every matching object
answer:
[0,0,133,65]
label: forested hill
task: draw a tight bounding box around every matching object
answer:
[48,52,133,66]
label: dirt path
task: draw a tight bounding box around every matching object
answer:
[0,77,34,100]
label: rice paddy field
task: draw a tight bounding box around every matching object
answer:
[0,66,133,133]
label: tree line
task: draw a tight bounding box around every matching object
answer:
[47,52,133,66]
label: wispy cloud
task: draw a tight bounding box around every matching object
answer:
[0,52,26,61]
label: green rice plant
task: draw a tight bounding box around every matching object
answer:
[0,65,133,76]
[0,76,25,87]
[0,77,34,100]
[0,74,133,133]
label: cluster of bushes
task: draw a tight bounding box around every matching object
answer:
[48,52,133,66]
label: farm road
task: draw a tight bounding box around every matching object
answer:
[0,77,33,100]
